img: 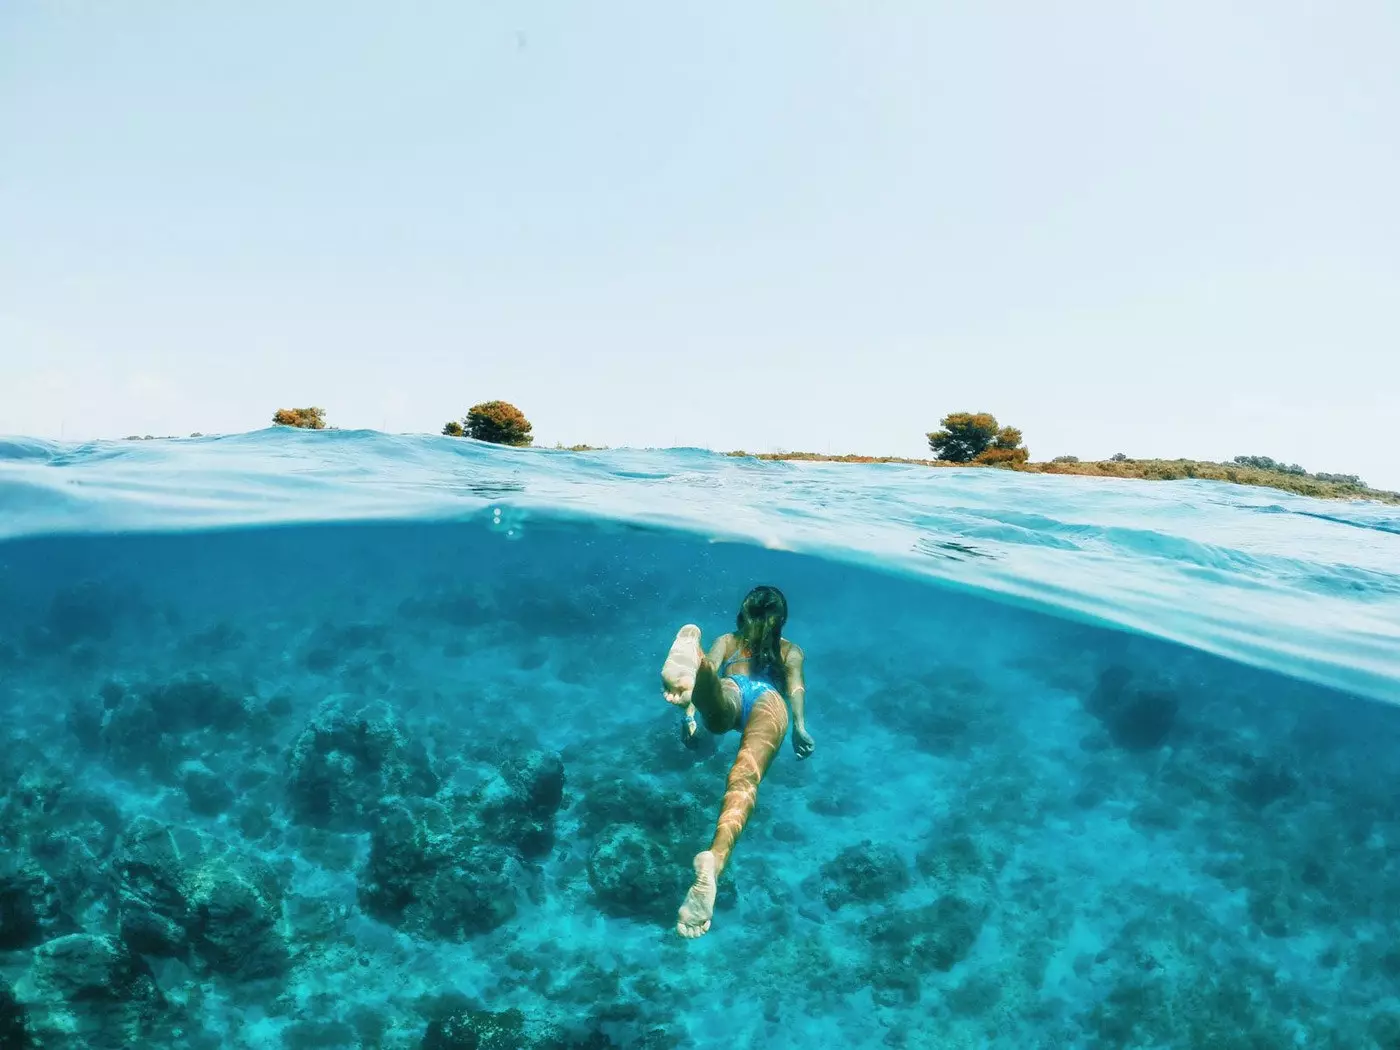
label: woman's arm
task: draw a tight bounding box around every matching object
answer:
[785,643,814,758]
[706,633,733,674]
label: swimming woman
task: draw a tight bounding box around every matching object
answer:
[659,585,815,938]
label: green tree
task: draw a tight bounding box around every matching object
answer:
[927,413,1022,462]
[444,400,534,446]
[272,407,326,429]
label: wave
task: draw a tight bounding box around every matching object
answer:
[2,428,1398,703]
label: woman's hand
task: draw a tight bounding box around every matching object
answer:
[792,725,815,760]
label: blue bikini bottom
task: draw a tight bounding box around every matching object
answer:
[726,674,779,730]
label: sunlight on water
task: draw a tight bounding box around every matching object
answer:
[1,431,1399,1048]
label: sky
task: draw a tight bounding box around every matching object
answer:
[1,3,1397,484]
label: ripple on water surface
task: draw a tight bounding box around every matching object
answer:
[2,429,1397,702]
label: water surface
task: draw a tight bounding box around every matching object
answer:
[1,431,1398,1048]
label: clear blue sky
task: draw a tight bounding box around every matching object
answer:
[2,4,1396,484]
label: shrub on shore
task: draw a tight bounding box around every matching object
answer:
[1314,472,1365,487]
[442,401,533,446]
[272,408,326,430]
[975,445,1029,467]
[1234,455,1305,476]
[1232,455,1365,489]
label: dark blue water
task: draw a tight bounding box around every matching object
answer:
[2,431,1398,1048]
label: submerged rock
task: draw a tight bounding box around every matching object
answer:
[286,697,440,830]
[16,933,169,1049]
[477,749,566,859]
[418,1003,630,1050]
[815,840,910,911]
[861,895,990,1002]
[1231,758,1298,810]
[352,745,569,937]
[74,675,253,782]
[114,817,202,958]
[915,827,1000,890]
[0,764,122,951]
[502,751,565,818]
[360,798,521,940]
[301,621,390,674]
[185,856,289,980]
[586,823,683,922]
[422,1006,527,1050]
[1081,964,1306,1049]
[143,674,250,733]
[179,760,236,817]
[0,977,32,1048]
[113,816,288,979]
[24,933,157,1000]
[864,668,998,757]
[0,755,117,853]
[572,776,708,845]
[36,581,125,649]
[1084,666,1179,751]
[0,857,62,951]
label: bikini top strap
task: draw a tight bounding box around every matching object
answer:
[719,645,750,672]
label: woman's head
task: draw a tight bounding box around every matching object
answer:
[736,585,787,634]
[736,585,788,690]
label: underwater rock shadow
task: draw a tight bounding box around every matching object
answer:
[1083,665,1179,751]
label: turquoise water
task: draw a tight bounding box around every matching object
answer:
[2,430,1399,1049]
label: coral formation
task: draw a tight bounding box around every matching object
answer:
[862,896,990,1002]
[360,797,524,940]
[0,977,31,1048]
[114,816,289,979]
[814,840,910,910]
[16,934,172,1048]
[286,698,440,830]
[587,824,682,922]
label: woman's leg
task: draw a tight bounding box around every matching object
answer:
[676,690,789,938]
[709,691,789,872]
[661,625,740,733]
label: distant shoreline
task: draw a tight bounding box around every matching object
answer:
[720,451,1400,506]
[107,432,1397,506]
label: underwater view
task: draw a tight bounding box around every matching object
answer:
[2,430,1400,1050]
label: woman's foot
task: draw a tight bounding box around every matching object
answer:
[680,704,700,749]
[661,625,704,708]
[676,850,717,938]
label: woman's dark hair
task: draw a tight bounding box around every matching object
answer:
[735,585,788,694]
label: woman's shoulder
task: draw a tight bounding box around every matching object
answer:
[780,639,805,659]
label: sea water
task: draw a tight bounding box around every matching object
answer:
[1,430,1398,1049]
